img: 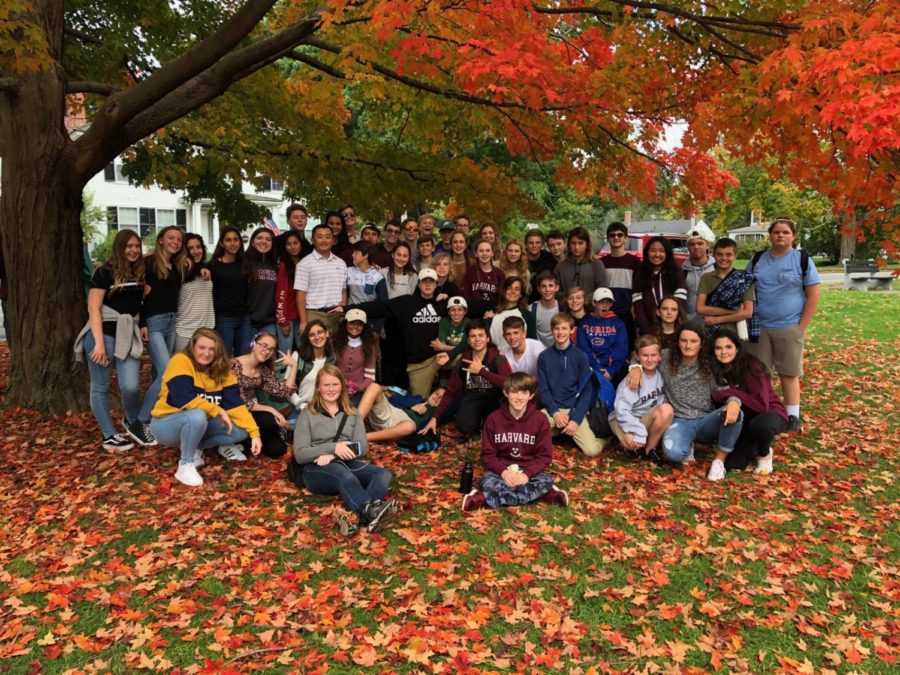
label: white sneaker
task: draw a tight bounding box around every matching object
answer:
[683,443,696,464]
[754,448,774,475]
[175,463,203,487]
[707,458,726,482]
[218,444,247,461]
[193,449,205,468]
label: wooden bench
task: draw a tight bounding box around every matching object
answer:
[842,259,895,291]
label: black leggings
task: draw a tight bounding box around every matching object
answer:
[725,411,787,471]
[248,410,288,459]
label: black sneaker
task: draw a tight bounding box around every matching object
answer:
[785,415,803,435]
[646,447,665,466]
[125,420,158,447]
[364,499,399,532]
[103,434,135,452]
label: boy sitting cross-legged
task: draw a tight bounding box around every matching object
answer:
[611,334,673,461]
[463,373,569,511]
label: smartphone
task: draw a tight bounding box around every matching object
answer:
[346,441,363,457]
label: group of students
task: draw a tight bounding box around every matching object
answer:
[76,206,819,534]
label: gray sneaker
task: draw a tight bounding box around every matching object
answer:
[364,499,399,532]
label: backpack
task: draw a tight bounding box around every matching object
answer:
[397,430,440,453]
[750,249,809,279]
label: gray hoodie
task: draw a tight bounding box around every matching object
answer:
[682,257,715,318]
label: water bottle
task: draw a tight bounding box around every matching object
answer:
[458,459,474,493]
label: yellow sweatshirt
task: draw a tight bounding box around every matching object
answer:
[151,353,260,437]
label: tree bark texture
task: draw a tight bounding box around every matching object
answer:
[0,0,90,412]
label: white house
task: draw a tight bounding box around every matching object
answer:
[86,158,295,249]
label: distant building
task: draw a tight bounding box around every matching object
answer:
[727,223,768,243]
[87,156,293,248]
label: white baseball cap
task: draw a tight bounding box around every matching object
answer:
[418,268,439,282]
[447,296,468,309]
[345,308,367,324]
[592,287,614,302]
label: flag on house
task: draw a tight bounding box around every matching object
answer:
[263,217,281,236]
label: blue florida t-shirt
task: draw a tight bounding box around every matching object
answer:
[750,249,820,329]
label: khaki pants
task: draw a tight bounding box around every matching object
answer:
[544,407,606,457]
[610,411,653,445]
[307,310,342,335]
[407,357,440,399]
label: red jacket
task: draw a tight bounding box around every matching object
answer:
[275,261,299,326]
[711,360,788,421]
[481,402,552,478]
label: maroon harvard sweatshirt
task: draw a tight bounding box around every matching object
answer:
[481,402,553,478]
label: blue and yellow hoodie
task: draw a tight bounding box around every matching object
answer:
[151,353,260,437]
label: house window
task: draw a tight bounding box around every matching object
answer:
[106,206,118,230]
[176,209,187,227]
[117,207,139,230]
[104,163,115,182]
[139,208,156,238]
[262,176,284,192]
[157,209,175,227]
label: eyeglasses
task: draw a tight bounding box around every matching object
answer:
[254,341,275,353]
[385,228,401,235]
[608,233,625,239]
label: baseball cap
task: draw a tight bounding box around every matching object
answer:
[418,268,438,282]
[447,296,468,310]
[345,308,367,324]
[592,287,614,302]
[685,222,715,244]
[439,220,455,232]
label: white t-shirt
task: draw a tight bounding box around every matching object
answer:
[533,301,558,347]
[501,338,546,376]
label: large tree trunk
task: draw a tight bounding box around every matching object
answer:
[840,212,857,261]
[0,1,90,413]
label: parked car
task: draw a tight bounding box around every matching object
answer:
[598,233,690,268]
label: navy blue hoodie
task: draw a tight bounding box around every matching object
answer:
[537,340,593,424]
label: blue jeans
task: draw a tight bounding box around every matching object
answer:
[277,320,300,354]
[251,322,277,339]
[661,407,744,462]
[84,332,141,439]
[150,409,249,465]
[302,460,392,515]
[216,315,252,357]
[139,312,176,423]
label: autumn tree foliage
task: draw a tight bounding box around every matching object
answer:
[0,0,897,412]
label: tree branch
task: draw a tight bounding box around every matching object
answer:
[64,26,101,45]
[66,81,118,96]
[75,0,280,154]
[532,1,798,35]
[71,7,323,183]
[295,40,574,113]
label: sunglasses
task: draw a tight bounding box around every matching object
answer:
[608,232,626,239]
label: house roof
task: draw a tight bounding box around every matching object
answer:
[728,224,768,235]
[628,219,707,235]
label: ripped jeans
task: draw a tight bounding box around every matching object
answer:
[661,407,743,463]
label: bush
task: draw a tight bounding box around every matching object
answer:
[90,231,118,265]
[737,239,768,261]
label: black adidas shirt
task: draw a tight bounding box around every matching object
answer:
[354,291,448,363]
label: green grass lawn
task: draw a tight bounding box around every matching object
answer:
[0,290,897,673]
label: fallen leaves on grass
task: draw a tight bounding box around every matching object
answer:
[0,294,898,672]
